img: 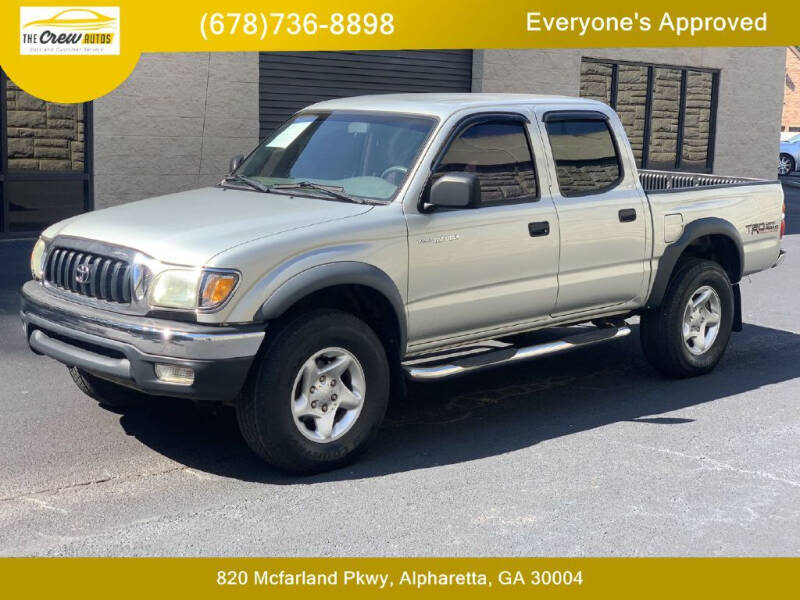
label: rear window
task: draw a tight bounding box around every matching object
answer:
[545,118,622,196]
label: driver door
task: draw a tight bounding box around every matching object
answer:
[404,112,560,348]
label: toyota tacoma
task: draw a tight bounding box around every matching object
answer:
[21,94,786,473]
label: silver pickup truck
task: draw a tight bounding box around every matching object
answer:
[21,94,786,473]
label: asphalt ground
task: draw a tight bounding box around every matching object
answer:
[0,187,798,556]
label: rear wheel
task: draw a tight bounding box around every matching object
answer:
[69,367,151,408]
[640,259,734,378]
[779,153,795,176]
[237,309,390,474]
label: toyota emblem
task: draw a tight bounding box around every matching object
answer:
[75,264,91,284]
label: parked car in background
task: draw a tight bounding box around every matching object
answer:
[779,136,800,175]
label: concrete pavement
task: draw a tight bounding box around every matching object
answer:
[0,188,798,556]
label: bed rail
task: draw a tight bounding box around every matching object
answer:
[639,169,760,192]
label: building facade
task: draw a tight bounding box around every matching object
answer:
[0,47,785,237]
[781,47,800,133]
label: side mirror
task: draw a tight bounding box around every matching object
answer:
[229,154,244,174]
[427,173,481,209]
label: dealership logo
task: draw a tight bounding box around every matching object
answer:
[20,7,120,55]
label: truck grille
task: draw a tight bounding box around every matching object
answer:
[45,248,132,304]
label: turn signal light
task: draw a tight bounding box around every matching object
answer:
[200,272,238,309]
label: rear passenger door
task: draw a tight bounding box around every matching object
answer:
[539,110,649,315]
[405,113,560,345]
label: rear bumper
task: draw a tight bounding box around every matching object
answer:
[20,281,265,401]
[772,249,787,269]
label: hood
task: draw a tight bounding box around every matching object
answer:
[44,187,373,266]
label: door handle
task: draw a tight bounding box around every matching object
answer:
[618,208,637,223]
[528,221,550,237]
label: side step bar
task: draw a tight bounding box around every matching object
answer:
[403,325,631,381]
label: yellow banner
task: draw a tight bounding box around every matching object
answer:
[0,557,798,598]
[0,0,797,102]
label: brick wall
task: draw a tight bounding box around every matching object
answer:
[5,80,85,171]
[782,47,800,131]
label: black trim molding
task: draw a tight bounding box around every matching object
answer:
[646,217,744,308]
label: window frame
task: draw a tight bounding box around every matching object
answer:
[580,57,720,174]
[542,110,625,198]
[421,112,540,211]
[0,68,94,238]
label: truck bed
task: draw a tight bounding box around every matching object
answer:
[641,169,784,277]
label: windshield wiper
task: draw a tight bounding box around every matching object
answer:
[267,181,369,204]
[221,174,270,193]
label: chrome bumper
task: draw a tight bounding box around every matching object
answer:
[21,280,264,360]
[20,280,265,400]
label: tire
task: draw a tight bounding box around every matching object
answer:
[640,259,734,378]
[236,309,390,474]
[69,367,151,409]
[779,153,795,177]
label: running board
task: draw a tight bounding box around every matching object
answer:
[403,325,631,381]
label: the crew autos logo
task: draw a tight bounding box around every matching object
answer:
[20,7,120,55]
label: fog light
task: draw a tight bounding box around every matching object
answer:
[155,364,195,385]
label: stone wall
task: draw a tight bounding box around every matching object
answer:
[579,62,612,105]
[647,67,682,169]
[474,47,785,179]
[578,63,712,171]
[5,80,85,171]
[93,52,259,209]
[681,71,713,169]
[615,65,648,165]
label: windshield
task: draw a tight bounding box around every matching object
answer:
[234,111,436,201]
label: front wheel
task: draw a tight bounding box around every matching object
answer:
[236,309,390,474]
[640,259,734,378]
[779,153,795,176]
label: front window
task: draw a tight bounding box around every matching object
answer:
[434,120,537,205]
[235,111,436,201]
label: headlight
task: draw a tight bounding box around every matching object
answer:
[148,270,201,309]
[30,238,47,280]
[148,269,239,310]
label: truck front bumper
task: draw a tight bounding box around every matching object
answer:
[20,281,265,401]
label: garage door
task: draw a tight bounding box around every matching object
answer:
[259,50,473,138]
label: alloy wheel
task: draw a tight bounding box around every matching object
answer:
[682,285,722,356]
[290,347,366,443]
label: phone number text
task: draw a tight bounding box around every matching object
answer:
[200,12,395,40]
